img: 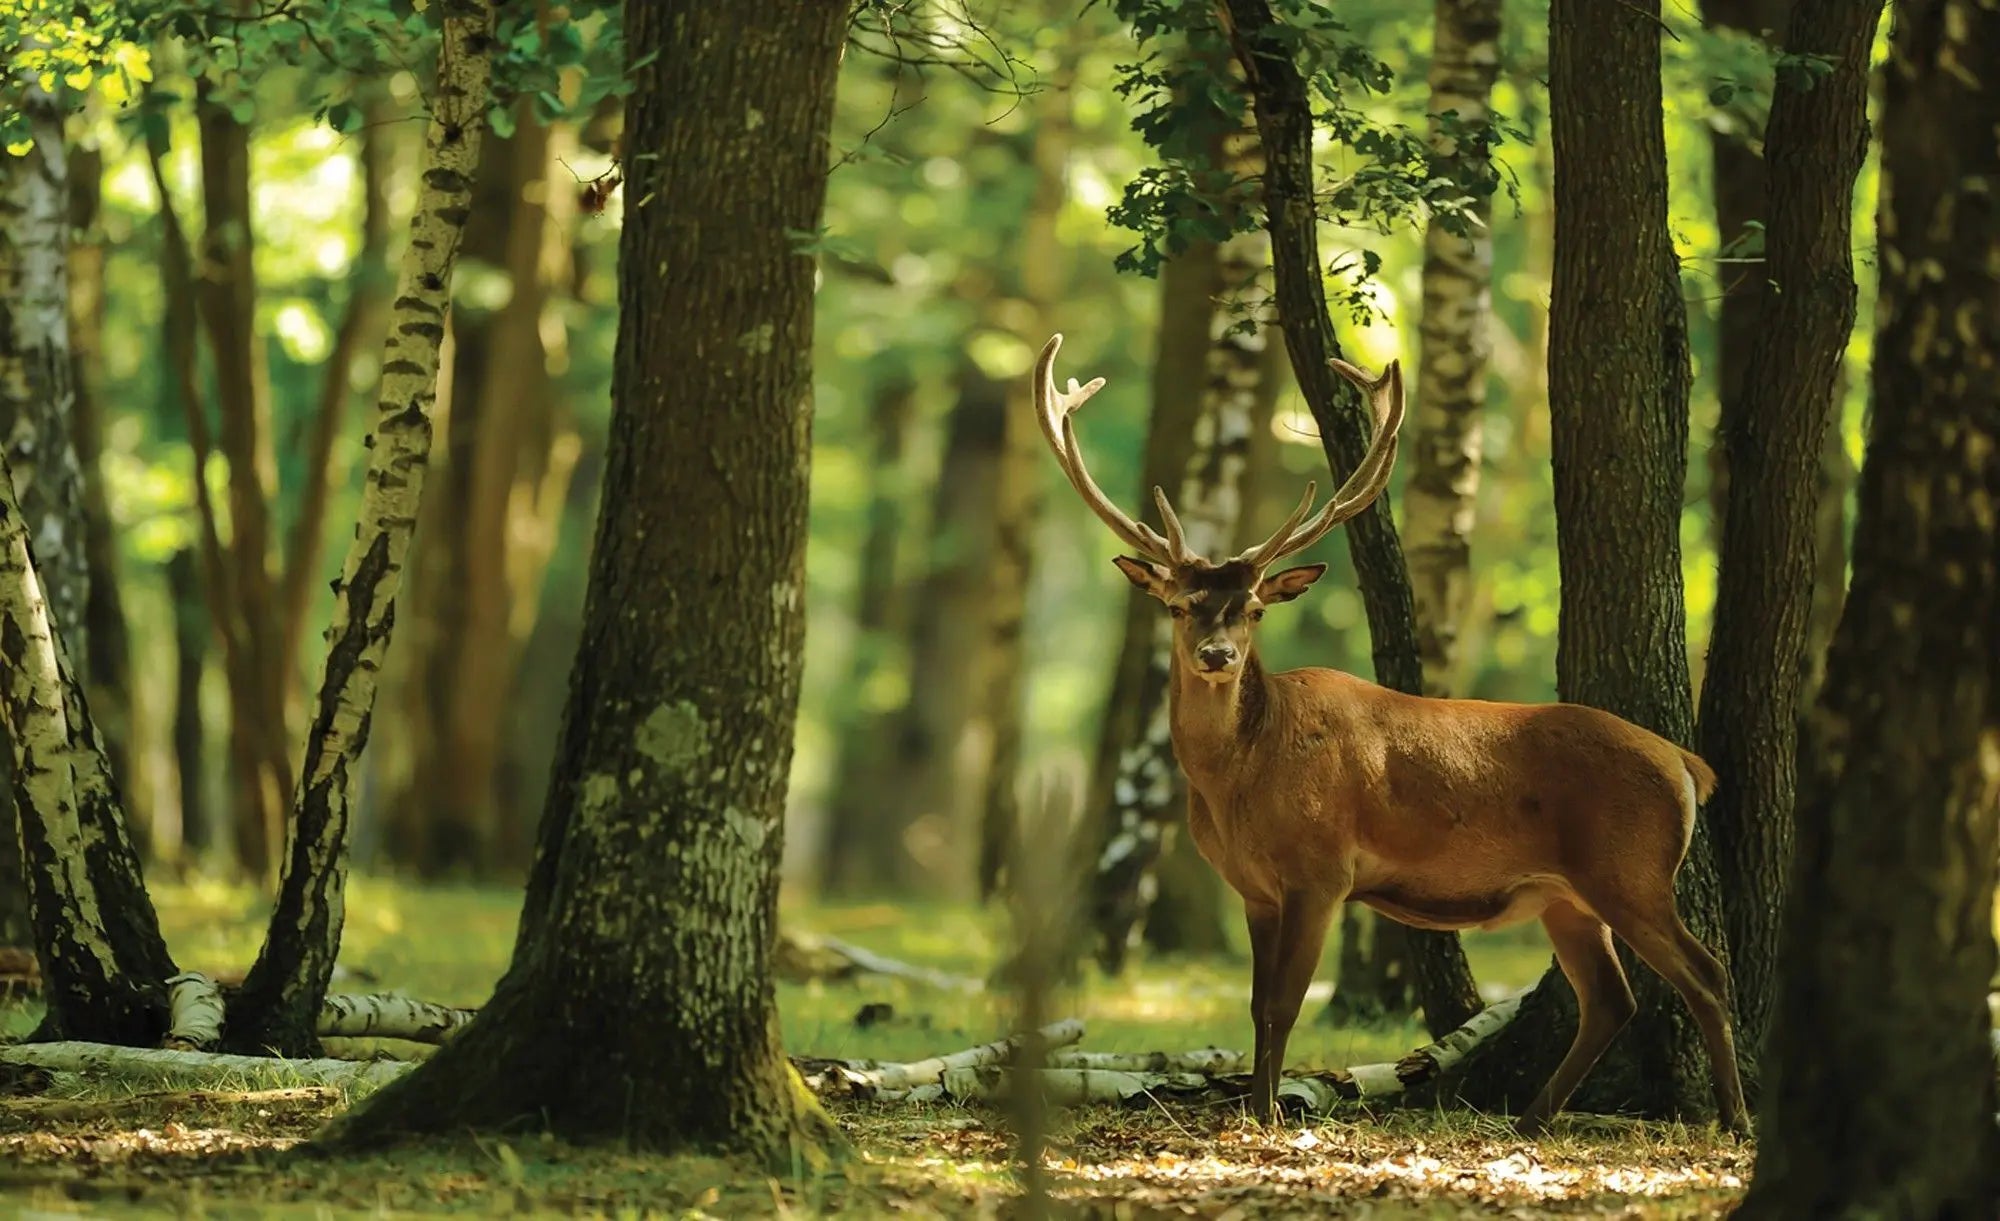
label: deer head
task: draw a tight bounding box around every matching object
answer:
[1034,333,1405,683]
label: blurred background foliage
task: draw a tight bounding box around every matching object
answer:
[25,0,1877,903]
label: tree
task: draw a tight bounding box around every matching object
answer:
[222,0,497,1056]
[1089,113,1271,970]
[0,67,176,1043]
[1445,0,1735,1121]
[1219,0,1483,1037]
[329,0,849,1160]
[1327,0,1503,1032]
[1693,0,1884,1061]
[389,103,580,878]
[1736,0,2000,1211]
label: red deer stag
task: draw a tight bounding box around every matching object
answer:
[1035,333,1746,1136]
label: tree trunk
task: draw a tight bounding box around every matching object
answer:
[1736,2,2000,1211]
[1092,124,1273,969]
[167,547,211,858]
[1692,0,1883,1066]
[1699,0,1791,533]
[977,50,1076,900]
[1326,909,1416,1024]
[868,362,1006,895]
[278,94,394,729]
[1404,0,1502,700]
[1800,375,1851,710]
[390,104,575,879]
[223,3,496,1056]
[65,140,138,846]
[0,81,175,1039]
[818,377,918,895]
[194,83,292,881]
[1446,0,1730,1122]
[329,0,849,1161]
[1219,0,1482,1038]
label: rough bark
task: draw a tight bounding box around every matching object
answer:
[325,0,849,1162]
[977,53,1076,901]
[867,363,1006,895]
[194,82,291,879]
[1801,380,1852,710]
[1219,0,1481,1036]
[817,377,918,894]
[1446,0,1731,1122]
[1693,0,1883,1064]
[278,95,394,725]
[1092,125,1271,971]
[0,80,175,1044]
[390,105,580,879]
[1736,3,2000,1211]
[1403,0,1502,699]
[1699,0,1790,532]
[223,4,497,1057]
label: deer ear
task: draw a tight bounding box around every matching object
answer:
[1112,556,1173,601]
[1256,563,1327,604]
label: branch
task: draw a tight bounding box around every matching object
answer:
[775,930,984,992]
[160,972,225,1051]
[797,1019,1086,1096]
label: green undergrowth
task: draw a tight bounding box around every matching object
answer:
[0,877,1752,1217]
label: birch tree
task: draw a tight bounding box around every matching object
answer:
[223,0,498,1056]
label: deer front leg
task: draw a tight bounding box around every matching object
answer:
[1254,887,1341,1123]
[1244,899,1281,1117]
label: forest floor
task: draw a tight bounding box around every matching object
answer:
[0,877,1749,1217]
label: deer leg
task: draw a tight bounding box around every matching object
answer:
[1244,899,1281,1117]
[1254,888,1339,1123]
[1516,901,1635,1137]
[1603,905,1749,1136]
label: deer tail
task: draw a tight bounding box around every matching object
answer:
[1677,747,1718,804]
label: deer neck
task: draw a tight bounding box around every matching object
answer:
[1168,647,1270,780]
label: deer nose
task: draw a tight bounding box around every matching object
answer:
[1197,643,1237,671]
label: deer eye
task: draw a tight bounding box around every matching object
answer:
[1168,606,1186,619]
[1250,608,1265,622]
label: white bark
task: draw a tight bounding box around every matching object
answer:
[1403,0,1503,697]
[0,1041,416,1089]
[161,972,225,1050]
[318,993,475,1044]
[812,990,1528,1114]
[800,1019,1086,1096]
[232,2,499,1047]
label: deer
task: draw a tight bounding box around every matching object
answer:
[1033,333,1747,1137]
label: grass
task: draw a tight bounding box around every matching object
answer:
[0,876,1750,1217]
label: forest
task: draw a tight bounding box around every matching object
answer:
[0,0,1995,1216]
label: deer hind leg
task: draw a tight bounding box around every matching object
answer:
[1601,901,1749,1136]
[1517,900,1636,1137]
[1252,888,1339,1124]
[1244,900,1282,1117]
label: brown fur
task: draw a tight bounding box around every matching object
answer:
[1116,555,1747,1136]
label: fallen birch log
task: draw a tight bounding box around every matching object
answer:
[798,1019,1086,1096]
[161,973,225,1051]
[0,1041,417,1089]
[775,931,984,992]
[318,994,476,1044]
[816,990,1529,1115]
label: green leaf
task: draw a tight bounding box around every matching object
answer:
[487,104,516,139]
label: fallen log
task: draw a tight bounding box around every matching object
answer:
[0,1086,336,1127]
[161,973,225,1051]
[0,1041,415,1089]
[317,994,475,1044]
[821,990,1529,1115]
[798,1019,1086,1095]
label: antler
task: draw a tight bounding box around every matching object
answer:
[1234,356,1406,570]
[1035,334,1191,566]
